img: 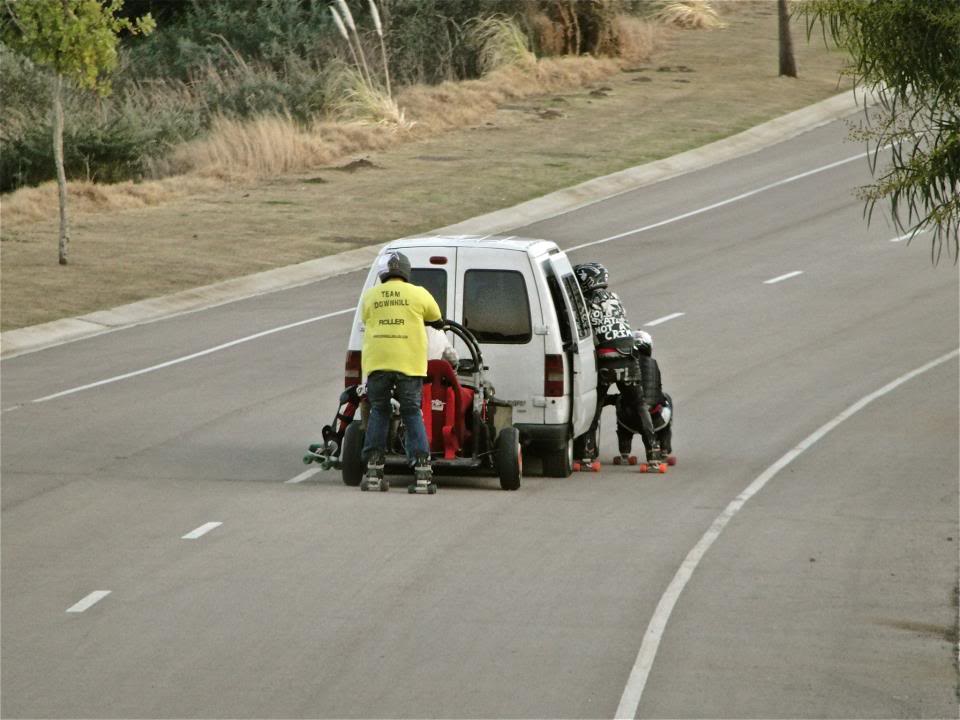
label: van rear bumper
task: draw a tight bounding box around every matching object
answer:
[514,423,569,450]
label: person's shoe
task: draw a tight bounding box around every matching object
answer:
[646,443,662,463]
[409,454,436,494]
[361,453,387,491]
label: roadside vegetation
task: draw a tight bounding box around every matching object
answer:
[1,0,664,194]
[1,1,851,330]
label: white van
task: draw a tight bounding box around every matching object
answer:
[344,235,598,477]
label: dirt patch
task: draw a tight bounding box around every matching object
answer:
[873,618,958,644]
[1,2,851,331]
[334,158,384,173]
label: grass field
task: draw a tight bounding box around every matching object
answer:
[1,2,851,331]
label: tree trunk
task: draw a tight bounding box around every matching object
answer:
[53,73,70,265]
[778,0,798,78]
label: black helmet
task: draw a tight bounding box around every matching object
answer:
[378,250,411,282]
[573,262,608,292]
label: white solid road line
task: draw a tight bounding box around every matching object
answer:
[23,150,876,407]
[66,590,111,613]
[181,522,223,540]
[285,468,322,484]
[644,313,685,327]
[30,308,355,404]
[763,270,804,285]
[568,150,873,253]
[614,347,960,720]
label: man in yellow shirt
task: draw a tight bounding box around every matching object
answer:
[360,250,443,491]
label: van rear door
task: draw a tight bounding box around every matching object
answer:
[547,255,597,438]
[453,248,544,426]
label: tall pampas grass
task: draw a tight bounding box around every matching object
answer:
[369,0,391,98]
[654,1,726,30]
[468,15,536,75]
[327,65,409,127]
[335,0,373,86]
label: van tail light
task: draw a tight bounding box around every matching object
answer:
[544,354,565,397]
[345,350,362,387]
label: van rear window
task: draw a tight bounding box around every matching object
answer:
[463,270,531,344]
[410,268,447,313]
[562,274,591,340]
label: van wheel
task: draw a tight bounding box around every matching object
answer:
[542,433,573,478]
[496,427,522,491]
[341,421,365,487]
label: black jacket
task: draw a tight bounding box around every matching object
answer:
[585,288,634,352]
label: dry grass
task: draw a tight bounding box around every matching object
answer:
[614,15,662,64]
[1,176,220,226]
[655,1,727,30]
[125,54,624,181]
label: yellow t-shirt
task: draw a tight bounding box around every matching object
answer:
[360,279,442,378]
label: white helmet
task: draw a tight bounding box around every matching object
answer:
[633,330,652,356]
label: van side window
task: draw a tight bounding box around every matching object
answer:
[410,268,447,313]
[546,272,573,348]
[562,274,591,339]
[463,270,531,343]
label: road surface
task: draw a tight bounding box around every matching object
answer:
[2,115,958,719]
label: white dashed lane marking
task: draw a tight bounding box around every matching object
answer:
[644,312,685,327]
[66,590,111,613]
[763,270,804,285]
[286,468,322,484]
[181,522,222,540]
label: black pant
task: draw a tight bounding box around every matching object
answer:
[617,395,672,458]
[583,355,655,458]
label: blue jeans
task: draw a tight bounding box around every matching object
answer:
[362,371,430,464]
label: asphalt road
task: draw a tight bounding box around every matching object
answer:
[2,115,958,719]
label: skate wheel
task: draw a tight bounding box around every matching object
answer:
[427,484,437,495]
[360,481,370,491]
[658,463,667,474]
[572,462,581,472]
[628,456,638,465]
[590,461,601,472]
[613,456,622,465]
[302,455,313,465]
[638,464,648,473]
[379,479,390,492]
[667,455,677,466]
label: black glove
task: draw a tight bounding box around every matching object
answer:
[425,318,445,330]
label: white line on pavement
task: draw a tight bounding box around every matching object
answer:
[31,308,355,404]
[66,590,111,613]
[24,151,878,407]
[763,270,804,285]
[286,468,322,484]
[568,150,873,253]
[182,522,223,540]
[644,313,685,327]
[614,347,959,720]
[889,229,929,243]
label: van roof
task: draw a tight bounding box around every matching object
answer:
[386,234,559,256]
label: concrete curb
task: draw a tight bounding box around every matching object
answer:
[1,90,861,360]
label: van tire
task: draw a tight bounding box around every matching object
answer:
[496,427,522,491]
[341,421,365,487]
[542,433,574,478]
